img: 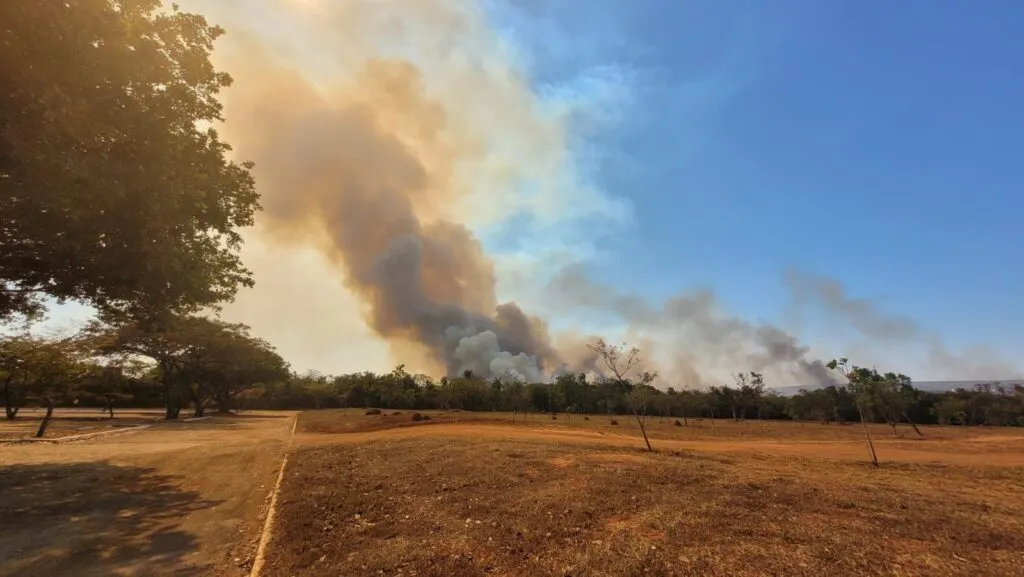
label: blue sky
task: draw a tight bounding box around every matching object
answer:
[478,0,1024,373]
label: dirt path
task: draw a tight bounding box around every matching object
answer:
[0,412,295,577]
[294,422,1024,467]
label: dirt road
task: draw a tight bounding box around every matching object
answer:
[0,412,295,577]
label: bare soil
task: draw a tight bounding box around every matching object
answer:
[0,408,167,440]
[258,410,1024,577]
[0,411,295,576]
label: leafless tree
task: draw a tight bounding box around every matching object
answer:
[587,338,657,452]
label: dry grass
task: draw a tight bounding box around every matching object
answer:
[298,408,1024,451]
[261,411,1024,577]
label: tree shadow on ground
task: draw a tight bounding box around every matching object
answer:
[0,461,220,577]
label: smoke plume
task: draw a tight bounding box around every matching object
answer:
[785,269,1021,380]
[189,1,1014,385]
[196,0,834,386]
[203,0,589,381]
[784,269,921,340]
[548,265,836,387]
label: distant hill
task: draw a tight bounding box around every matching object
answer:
[771,380,1023,396]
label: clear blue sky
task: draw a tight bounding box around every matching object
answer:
[482,0,1024,370]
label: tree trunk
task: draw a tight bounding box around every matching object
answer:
[3,379,18,420]
[104,396,115,419]
[634,412,654,452]
[888,419,898,437]
[35,397,55,438]
[856,403,879,467]
[903,412,925,438]
[161,367,177,420]
[215,391,232,414]
[165,394,181,420]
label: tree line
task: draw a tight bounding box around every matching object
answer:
[242,364,1024,428]
[3,325,1022,437]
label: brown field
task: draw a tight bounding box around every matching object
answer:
[264,410,1024,577]
[2,409,1023,576]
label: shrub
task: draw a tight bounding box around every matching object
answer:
[584,416,590,421]
[365,408,381,415]
[674,420,683,427]
[609,419,619,426]
[412,412,432,422]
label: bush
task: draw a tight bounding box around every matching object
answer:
[584,416,590,421]
[365,408,381,415]
[674,420,683,427]
[412,412,431,422]
[609,419,619,426]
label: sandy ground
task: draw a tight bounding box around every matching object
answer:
[293,421,1024,467]
[0,412,295,577]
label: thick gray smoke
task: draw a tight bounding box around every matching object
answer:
[208,3,571,381]
[223,63,558,380]
[548,265,837,387]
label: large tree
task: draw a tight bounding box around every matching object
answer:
[87,314,286,418]
[178,328,290,416]
[0,0,259,321]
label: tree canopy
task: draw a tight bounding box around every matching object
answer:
[1,332,86,420]
[0,0,259,321]
[87,314,289,418]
